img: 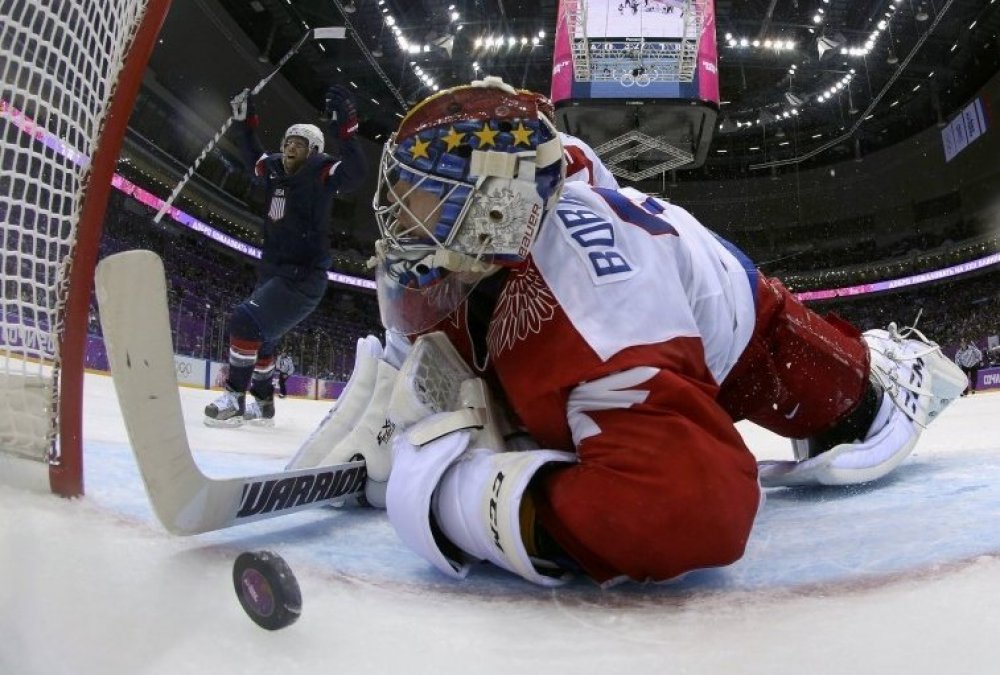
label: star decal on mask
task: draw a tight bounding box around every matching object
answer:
[442,126,465,151]
[410,136,431,160]
[511,122,534,147]
[473,124,499,148]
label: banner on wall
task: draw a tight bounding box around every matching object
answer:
[173,355,206,387]
[979,367,1000,391]
[942,96,989,162]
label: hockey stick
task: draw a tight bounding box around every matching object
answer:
[151,26,347,224]
[95,250,365,535]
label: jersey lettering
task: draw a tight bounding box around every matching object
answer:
[268,188,286,222]
[555,202,633,282]
[589,250,632,276]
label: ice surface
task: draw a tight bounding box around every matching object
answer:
[2,372,999,674]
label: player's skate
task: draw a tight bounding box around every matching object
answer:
[204,388,246,427]
[244,394,275,427]
[759,321,966,487]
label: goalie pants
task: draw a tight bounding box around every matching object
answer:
[535,275,870,584]
[717,275,870,438]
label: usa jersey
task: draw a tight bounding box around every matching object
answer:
[253,140,365,271]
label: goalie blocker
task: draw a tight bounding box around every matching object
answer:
[386,382,576,587]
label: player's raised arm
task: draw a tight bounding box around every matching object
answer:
[229,88,266,170]
[320,84,367,196]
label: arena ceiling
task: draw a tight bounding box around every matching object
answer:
[210,0,999,184]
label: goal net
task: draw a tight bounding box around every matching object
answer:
[1,0,172,496]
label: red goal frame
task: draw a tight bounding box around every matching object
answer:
[50,0,174,497]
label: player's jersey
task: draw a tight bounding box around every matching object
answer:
[560,132,620,190]
[253,141,364,272]
[421,181,762,582]
[433,181,756,447]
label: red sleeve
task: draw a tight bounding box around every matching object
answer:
[534,340,761,584]
[563,144,594,185]
[254,153,268,178]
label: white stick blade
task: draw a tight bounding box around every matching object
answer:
[312,26,346,40]
[95,251,224,533]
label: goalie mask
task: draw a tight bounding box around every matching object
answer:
[373,77,565,334]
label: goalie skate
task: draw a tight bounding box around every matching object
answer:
[760,320,966,487]
[863,322,966,428]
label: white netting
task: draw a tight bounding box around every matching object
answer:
[1,0,148,470]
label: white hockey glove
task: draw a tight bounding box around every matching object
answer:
[385,376,576,587]
[230,88,252,122]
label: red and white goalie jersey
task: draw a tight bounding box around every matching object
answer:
[425,181,760,582]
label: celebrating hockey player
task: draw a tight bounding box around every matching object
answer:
[204,85,366,426]
[295,77,966,587]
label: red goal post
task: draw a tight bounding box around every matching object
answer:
[0,0,173,496]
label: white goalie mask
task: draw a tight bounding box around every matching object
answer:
[372,77,565,335]
[283,123,324,154]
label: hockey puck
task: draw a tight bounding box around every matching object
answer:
[233,551,302,630]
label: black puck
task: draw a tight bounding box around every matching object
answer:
[233,551,302,630]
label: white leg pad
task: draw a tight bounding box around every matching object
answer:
[760,395,919,487]
[317,358,399,506]
[386,415,576,586]
[286,335,385,470]
[285,336,399,507]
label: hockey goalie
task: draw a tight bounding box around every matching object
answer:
[285,77,966,588]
